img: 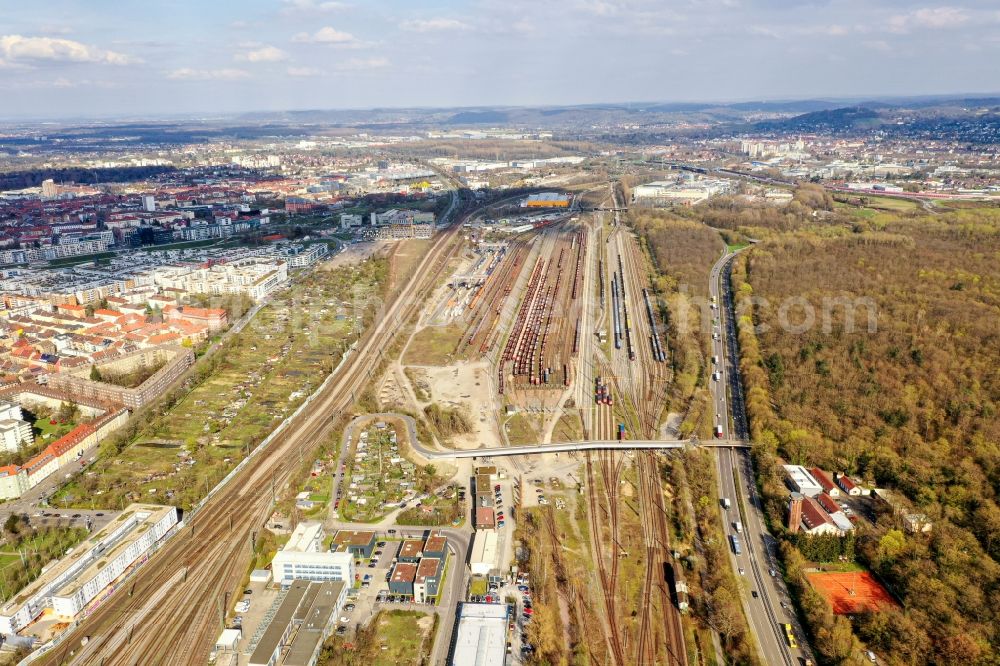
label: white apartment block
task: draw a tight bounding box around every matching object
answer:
[150,259,288,302]
[0,505,178,634]
[0,416,33,452]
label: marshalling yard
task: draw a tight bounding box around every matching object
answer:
[394,184,687,665]
[24,183,694,666]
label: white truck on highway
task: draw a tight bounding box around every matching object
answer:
[734,520,743,534]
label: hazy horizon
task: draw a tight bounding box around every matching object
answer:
[3,0,1000,119]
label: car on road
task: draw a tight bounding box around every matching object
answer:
[344,603,355,612]
[340,616,350,623]
[388,529,397,534]
[494,484,501,492]
[498,520,505,528]
[769,569,776,577]
[751,590,758,598]
[336,626,347,636]
[377,541,386,547]
[243,589,252,595]
[738,568,744,575]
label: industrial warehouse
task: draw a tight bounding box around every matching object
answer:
[449,602,509,666]
[0,504,178,636]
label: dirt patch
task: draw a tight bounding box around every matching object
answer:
[417,360,500,450]
[320,240,390,270]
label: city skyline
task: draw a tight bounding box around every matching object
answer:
[2,0,1000,118]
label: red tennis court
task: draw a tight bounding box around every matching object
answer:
[806,571,898,615]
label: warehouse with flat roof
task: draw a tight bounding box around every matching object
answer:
[248,580,346,666]
[450,602,508,666]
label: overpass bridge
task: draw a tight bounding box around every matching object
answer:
[411,438,748,460]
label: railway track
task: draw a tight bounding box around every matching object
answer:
[584,450,627,665]
[39,197,471,666]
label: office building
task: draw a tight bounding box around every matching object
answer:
[272,522,355,584]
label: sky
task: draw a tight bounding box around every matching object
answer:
[1,0,999,119]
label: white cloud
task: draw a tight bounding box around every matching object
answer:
[292,26,359,45]
[889,6,968,33]
[0,35,137,66]
[287,66,321,77]
[335,56,389,71]
[400,18,471,32]
[574,1,622,17]
[235,45,288,62]
[166,67,250,81]
[281,0,347,13]
[913,7,968,28]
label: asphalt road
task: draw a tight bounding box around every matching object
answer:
[709,249,814,666]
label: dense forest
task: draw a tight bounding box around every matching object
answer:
[0,165,176,190]
[628,209,725,430]
[725,201,1000,664]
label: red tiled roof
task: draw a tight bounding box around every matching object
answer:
[816,493,840,515]
[801,497,833,531]
[837,474,858,492]
[810,467,838,494]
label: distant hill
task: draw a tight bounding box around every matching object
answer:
[447,110,511,124]
[749,106,882,133]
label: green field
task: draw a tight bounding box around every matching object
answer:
[0,524,89,603]
[370,611,435,666]
[402,323,464,366]
[51,257,387,510]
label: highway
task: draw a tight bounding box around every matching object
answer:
[31,187,469,665]
[709,249,813,666]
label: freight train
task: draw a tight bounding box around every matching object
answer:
[642,288,667,362]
